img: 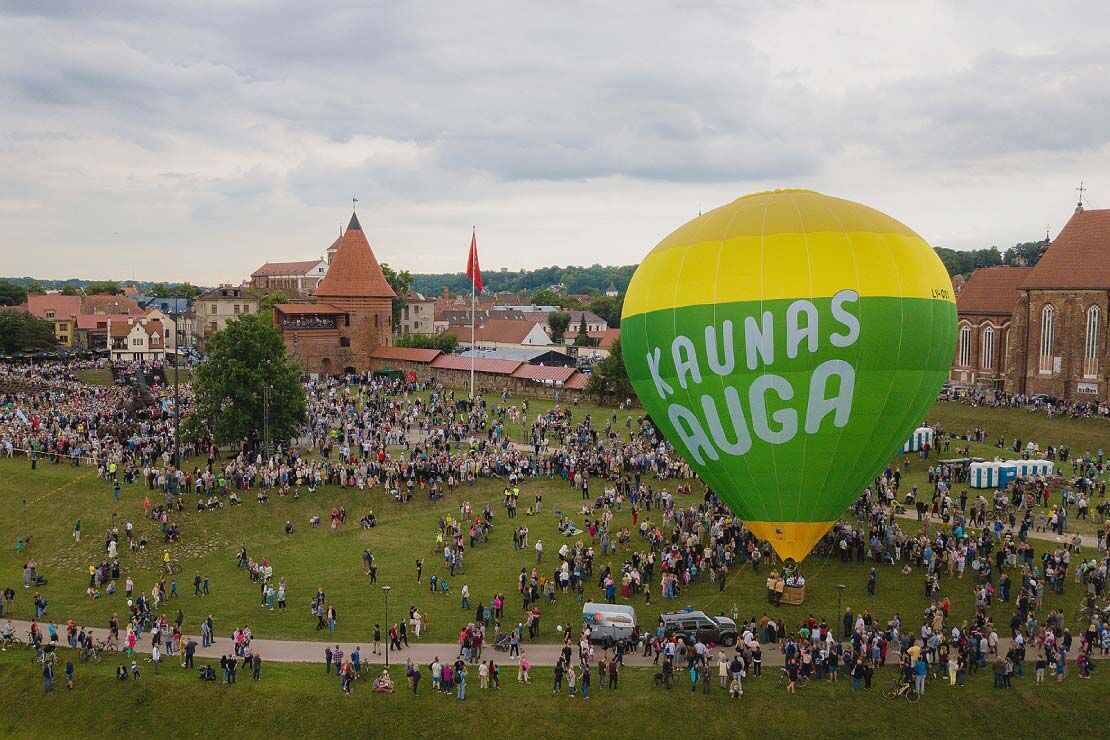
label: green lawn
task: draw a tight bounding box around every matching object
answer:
[0,453,1099,648]
[926,401,1110,455]
[0,649,1103,740]
[75,369,113,386]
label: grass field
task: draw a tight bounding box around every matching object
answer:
[0,446,1100,648]
[75,367,192,387]
[0,648,1103,740]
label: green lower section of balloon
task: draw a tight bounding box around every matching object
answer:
[622,295,956,523]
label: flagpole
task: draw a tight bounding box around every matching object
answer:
[470,227,476,399]
[470,271,476,399]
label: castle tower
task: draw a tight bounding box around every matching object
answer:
[313,212,396,370]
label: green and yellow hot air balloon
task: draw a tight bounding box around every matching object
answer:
[622,190,956,563]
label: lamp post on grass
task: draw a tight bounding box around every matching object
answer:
[382,585,391,667]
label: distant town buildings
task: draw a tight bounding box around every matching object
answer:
[194,286,258,346]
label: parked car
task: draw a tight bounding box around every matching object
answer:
[583,602,637,643]
[659,609,738,646]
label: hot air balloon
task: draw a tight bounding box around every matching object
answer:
[621,190,956,563]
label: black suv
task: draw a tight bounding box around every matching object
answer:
[659,610,738,647]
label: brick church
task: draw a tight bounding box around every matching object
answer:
[273,212,395,374]
[950,202,1110,401]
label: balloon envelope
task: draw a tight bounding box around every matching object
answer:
[621,190,956,561]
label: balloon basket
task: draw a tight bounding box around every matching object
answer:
[781,584,806,606]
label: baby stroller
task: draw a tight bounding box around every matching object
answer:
[493,632,512,652]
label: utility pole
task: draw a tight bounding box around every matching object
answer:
[382,585,391,667]
[263,385,272,461]
[173,294,181,473]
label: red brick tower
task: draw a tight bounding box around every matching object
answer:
[313,212,396,372]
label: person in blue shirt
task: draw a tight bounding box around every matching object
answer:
[914,657,928,695]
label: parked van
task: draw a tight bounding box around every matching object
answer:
[582,603,637,643]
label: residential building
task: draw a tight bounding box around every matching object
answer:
[398,291,436,335]
[26,294,82,347]
[444,318,552,351]
[108,316,166,362]
[194,286,259,345]
[250,259,329,295]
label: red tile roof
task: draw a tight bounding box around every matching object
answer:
[588,328,621,349]
[274,303,345,315]
[314,213,396,299]
[511,364,578,383]
[430,355,523,375]
[956,266,1032,315]
[27,294,82,320]
[252,260,323,277]
[82,294,143,316]
[444,319,547,345]
[369,346,443,363]
[564,372,590,390]
[1023,207,1110,289]
[77,313,130,331]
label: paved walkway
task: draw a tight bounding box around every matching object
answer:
[9,618,1102,668]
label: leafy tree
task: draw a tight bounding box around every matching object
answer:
[84,280,124,296]
[149,282,201,299]
[395,333,459,352]
[190,313,306,447]
[256,290,288,323]
[25,282,46,295]
[547,311,571,343]
[381,263,413,328]
[0,311,58,353]
[589,293,624,328]
[0,280,28,306]
[573,315,593,346]
[61,285,80,296]
[586,339,634,401]
[1003,241,1045,267]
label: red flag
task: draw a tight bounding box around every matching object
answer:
[466,229,483,292]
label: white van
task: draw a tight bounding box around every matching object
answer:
[582,602,637,643]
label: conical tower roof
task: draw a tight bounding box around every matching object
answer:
[315,212,396,298]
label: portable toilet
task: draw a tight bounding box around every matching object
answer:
[969,461,995,488]
[997,461,1019,488]
[902,426,934,453]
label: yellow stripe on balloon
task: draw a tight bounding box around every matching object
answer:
[624,190,954,318]
[743,520,837,563]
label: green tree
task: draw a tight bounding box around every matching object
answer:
[0,311,58,353]
[1003,241,1045,267]
[547,311,571,343]
[381,263,413,328]
[589,293,623,328]
[148,282,200,299]
[190,313,306,447]
[256,290,288,323]
[586,338,633,401]
[84,280,124,296]
[25,282,46,295]
[572,314,593,346]
[395,333,459,352]
[61,285,80,296]
[0,280,28,306]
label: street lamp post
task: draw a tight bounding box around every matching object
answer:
[382,585,391,667]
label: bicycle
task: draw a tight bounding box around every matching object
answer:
[0,635,23,650]
[31,647,59,667]
[164,560,181,575]
[79,645,103,663]
[96,638,119,654]
[777,667,809,689]
[881,680,921,703]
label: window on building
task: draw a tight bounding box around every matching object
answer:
[233,304,240,315]
[1085,305,1101,377]
[980,325,995,370]
[46,310,55,319]
[340,337,351,347]
[958,324,971,367]
[1039,305,1055,373]
[374,313,380,328]
[210,304,217,314]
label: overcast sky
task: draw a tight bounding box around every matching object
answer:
[2,1,1108,284]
